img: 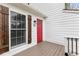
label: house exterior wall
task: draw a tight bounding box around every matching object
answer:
[0,4,44,56]
[31,3,79,54]
[2,3,79,56]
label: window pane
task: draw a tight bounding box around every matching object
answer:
[11,11,17,21]
[22,15,25,21]
[17,30,21,37]
[17,37,22,44]
[11,38,17,46]
[21,22,26,28]
[70,3,79,9]
[21,30,25,36]
[65,3,79,10]
[16,21,21,28]
[65,3,70,9]
[11,30,16,38]
[11,11,17,28]
[22,37,26,43]
[11,21,16,28]
[17,14,21,21]
[21,15,26,28]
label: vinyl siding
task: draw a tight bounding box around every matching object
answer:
[31,3,79,54]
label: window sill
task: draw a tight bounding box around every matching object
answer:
[63,9,79,14]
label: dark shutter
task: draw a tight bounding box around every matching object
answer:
[0,5,9,54]
[28,15,32,44]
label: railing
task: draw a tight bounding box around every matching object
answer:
[66,37,78,56]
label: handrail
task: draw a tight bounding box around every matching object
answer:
[65,37,78,56]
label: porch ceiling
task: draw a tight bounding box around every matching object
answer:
[7,3,47,19]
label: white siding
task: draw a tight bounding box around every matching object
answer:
[31,3,79,54]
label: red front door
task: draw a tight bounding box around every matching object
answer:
[37,19,43,43]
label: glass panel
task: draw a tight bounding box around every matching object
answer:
[21,30,25,36]
[11,30,16,38]
[70,3,79,9]
[11,11,17,28]
[65,3,79,10]
[11,11,17,21]
[11,38,17,46]
[16,30,21,37]
[11,21,16,28]
[16,21,21,28]
[65,3,70,9]
[17,37,22,44]
[21,22,26,28]
[17,14,21,21]
[22,37,26,43]
[22,15,25,21]
[21,15,26,28]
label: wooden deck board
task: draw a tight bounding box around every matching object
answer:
[15,41,65,56]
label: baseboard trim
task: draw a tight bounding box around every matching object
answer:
[45,40,65,46]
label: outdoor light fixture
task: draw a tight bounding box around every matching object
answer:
[33,20,36,26]
[27,3,30,5]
